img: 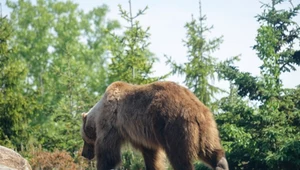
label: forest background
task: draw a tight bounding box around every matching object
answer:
[0,0,299,169]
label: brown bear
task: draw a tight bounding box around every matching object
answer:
[81,81,229,170]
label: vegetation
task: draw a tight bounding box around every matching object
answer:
[216,0,300,169]
[0,0,299,169]
[166,0,223,111]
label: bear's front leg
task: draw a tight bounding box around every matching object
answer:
[95,128,123,170]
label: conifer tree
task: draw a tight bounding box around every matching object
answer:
[166,0,223,110]
[216,0,300,168]
[108,0,167,85]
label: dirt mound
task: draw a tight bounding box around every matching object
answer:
[0,146,32,170]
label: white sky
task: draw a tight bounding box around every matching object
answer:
[73,0,300,91]
[2,0,300,93]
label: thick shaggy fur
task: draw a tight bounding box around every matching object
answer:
[81,81,229,170]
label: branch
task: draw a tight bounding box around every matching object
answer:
[289,0,294,9]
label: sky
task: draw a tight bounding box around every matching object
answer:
[2,0,300,93]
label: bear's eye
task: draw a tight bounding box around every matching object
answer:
[85,126,96,139]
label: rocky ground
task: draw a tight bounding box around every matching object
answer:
[0,146,31,170]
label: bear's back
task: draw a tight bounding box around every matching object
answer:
[106,81,211,119]
[147,81,211,119]
[105,81,209,114]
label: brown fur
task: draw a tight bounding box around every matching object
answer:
[81,81,229,170]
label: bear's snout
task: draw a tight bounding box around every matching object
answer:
[82,141,95,160]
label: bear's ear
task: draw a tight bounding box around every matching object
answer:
[82,112,87,120]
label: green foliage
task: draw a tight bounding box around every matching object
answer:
[121,148,145,170]
[4,0,120,153]
[255,0,300,72]
[216,0,300,169]
[108,2,168,85]
[0,13,35,149]
[166,11,223,110]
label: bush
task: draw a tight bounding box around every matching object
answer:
[30,149,84,170]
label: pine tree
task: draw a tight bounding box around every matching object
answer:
[108,0,167,85]
[166,0,223,110]
[216,0,300,168]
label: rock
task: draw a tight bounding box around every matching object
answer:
[0,145,32,170]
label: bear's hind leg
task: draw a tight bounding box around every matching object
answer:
[95,128,123,170]
[165,146,194,170]
[141,147,165,170]
[163,126,195,170]
[131,142,165,170]
[198,149,228,170]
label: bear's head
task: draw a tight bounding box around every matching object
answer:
[81,112,96,160]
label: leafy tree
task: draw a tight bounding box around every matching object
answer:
[82,5,120,93]
[108,0,168,85]
[216,0,300,169]
[166,0,223,110]
[5,0,120,154]
[0,11,35,149]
